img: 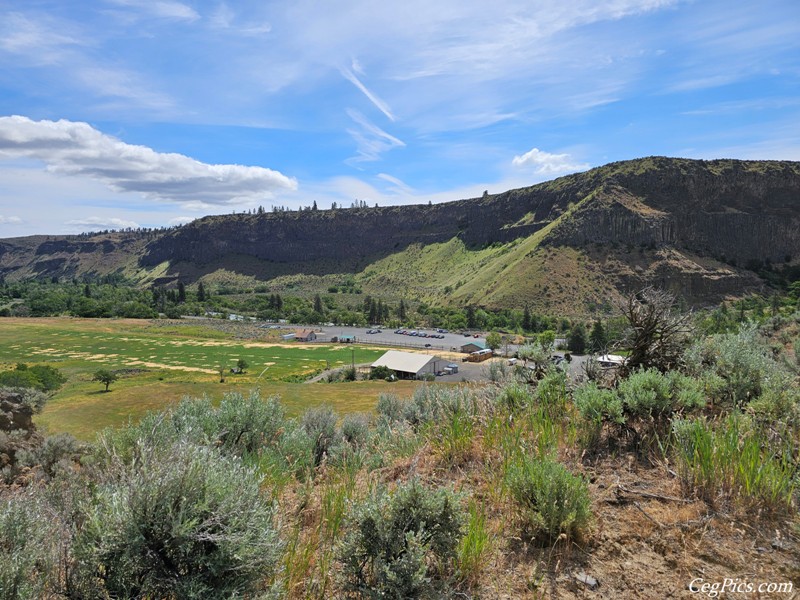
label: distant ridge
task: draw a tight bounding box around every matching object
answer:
[2,157,798,313]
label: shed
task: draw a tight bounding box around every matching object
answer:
[295,329,317,342]
[339,335,356,343]
[443,363,459,375]
[281,333,296,341]
[460,341,486,353]
[371,350,442,379]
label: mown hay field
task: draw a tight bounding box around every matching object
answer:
[0,318,426,439]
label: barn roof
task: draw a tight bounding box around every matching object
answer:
[371,350,438,374]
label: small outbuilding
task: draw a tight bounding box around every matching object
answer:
[460,341,486,354]
[281,333,296,341]
[295,329,317,342]
[371,350,443,380]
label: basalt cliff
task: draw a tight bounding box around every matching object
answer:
[2,157,798,312]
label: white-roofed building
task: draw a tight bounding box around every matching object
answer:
[597,354,627,368]
[371,350,443,379]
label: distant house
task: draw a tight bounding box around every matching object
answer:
[295,329,317,342]
[460,341,486,354]
[371,350,443,379]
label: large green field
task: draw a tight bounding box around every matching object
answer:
[0,318,430,440]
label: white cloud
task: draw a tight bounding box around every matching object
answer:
[209,3,271,35]
[346,110,405,163]
[377,173,414,194]
[0,12,84,66]
[76,67,174,111]
[65,216,140,230]
[511,147,589,175]
[168,216,195,225]
[341,68,396,121]
[0,215,23,224]
[0,116,297,205]
[106,0,200,22]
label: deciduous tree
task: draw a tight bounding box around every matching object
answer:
[92,369,118,392]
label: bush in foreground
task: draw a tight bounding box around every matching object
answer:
[74,441,282,599]
[338,480,463,598]
[505,455,592,543]
[0,492,61,600]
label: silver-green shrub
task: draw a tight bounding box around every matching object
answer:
[338,480,463,598]
[574,382,623,424]
[16,432,82,479]
[504,455,592,542]
[0,492,61,600]
[75,441,282,599]
[302,404,339,466]
[340,413,371,448]
[617,367,704,416]
[684,324,781,407]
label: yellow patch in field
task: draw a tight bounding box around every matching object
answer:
[125,359,216,374]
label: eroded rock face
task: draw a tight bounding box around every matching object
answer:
[139,158,800,273]
[0,389,35,433]
[1,157,798,309]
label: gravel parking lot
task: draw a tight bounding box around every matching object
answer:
[315,325,487,353]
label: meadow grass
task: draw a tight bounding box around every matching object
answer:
[0,317,430,439]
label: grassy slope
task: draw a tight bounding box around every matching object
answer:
[354,191,620,313]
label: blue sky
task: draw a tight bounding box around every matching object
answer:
[0,0,798,236]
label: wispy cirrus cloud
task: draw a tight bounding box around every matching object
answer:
[0,116,297,205]
[377,173,414,194]
[512,147,589,175]
[0,12,85,66]
[341,68,396,121]
[209,3,272,35]
[105,0,200,22]
[0,215,23,225]
[345,110,405,163]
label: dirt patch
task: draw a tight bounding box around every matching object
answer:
[124,359,216,374]
[474,456,800,598]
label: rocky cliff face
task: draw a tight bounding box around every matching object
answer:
[139,195,559,268]
[0,233,151,281]
[1,157,798,309]
[543,159,800,266]
[140,157,800,275]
